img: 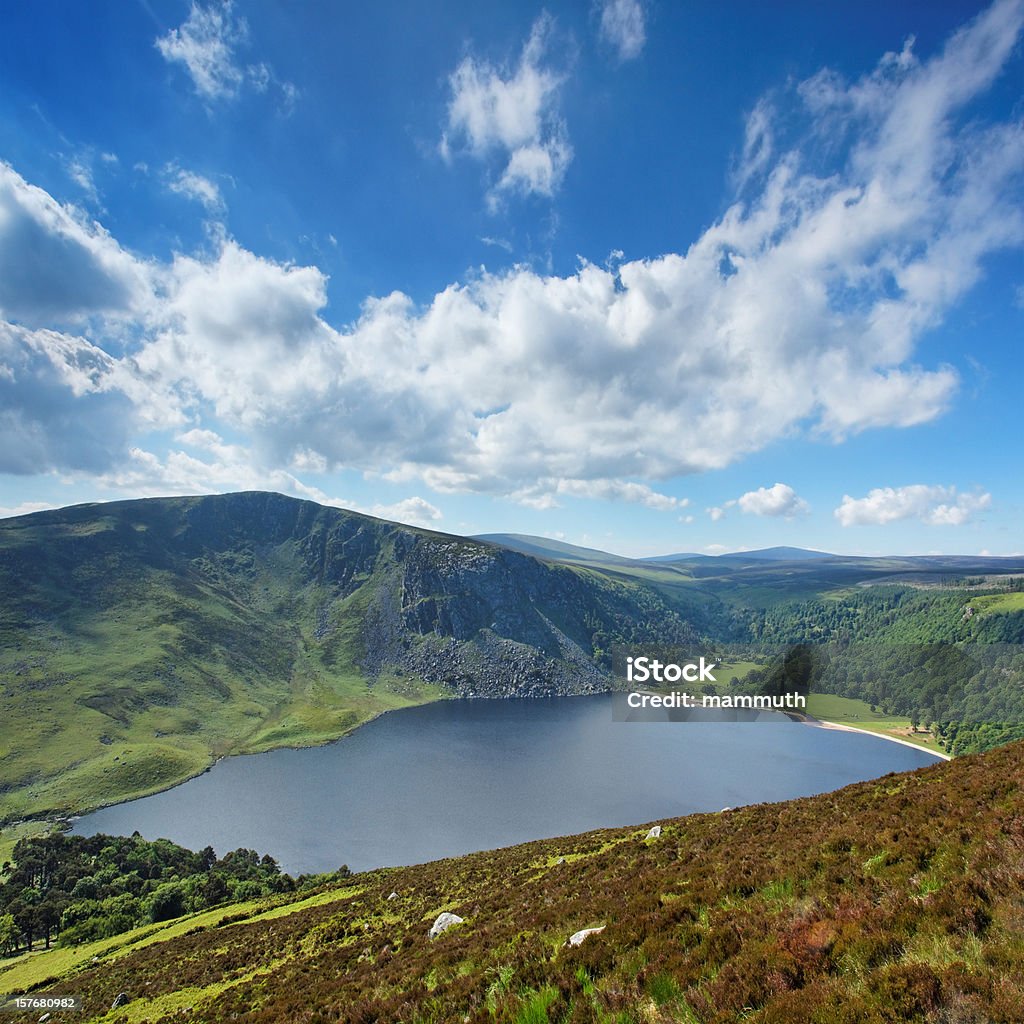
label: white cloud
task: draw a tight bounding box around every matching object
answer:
[441,14,572,205]
[3,2,1023,512]
[535,478,684,510]
[156,1,246,100]
[834,485,992,526]
[92,432,442,528]
[0,500,55,519]
[735,98,774,189]
[598,0,646,62]
[707,506,726,522]
[736,483,809,518]
[164,165,224,212]
[365,496,443,527]
[0,162,151,326]
[0,323,142,474]
[155,1,295,106]
[65,156,99,203]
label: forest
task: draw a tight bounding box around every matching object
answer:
[0,833,346,955]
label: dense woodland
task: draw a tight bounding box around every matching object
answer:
[0,833,345,955]
[730,587,1024,754]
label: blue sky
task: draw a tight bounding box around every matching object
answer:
[0,0,1021,556]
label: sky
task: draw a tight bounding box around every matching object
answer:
[0,0,1021,557]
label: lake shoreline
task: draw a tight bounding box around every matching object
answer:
[71,693,945,875]
[811,718,952,760]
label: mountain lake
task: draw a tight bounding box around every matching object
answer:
[72,693,942,874]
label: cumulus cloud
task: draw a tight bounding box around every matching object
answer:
[155,1,295,106]
[736,483,809,517]
[598,0,646,61]
[835,485,991,526]
[366,496,443,527]
[441,14,572,205]
[3,2,1023,512]
[94,431,442,528]
[0,163,151,326]
[512,478,684,510]
[0,324,140,474]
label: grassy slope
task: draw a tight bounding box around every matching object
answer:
[0,498,447,826]
[10,740,1024,1023]
[969,592,1024,616]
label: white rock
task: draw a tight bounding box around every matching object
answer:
[387,891,398,900]
[567,925,605,947]
[428,911,464,939]
[645,825,662,839]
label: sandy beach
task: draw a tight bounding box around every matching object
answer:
[812,718,951,760]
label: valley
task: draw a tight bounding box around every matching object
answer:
[2,492,1022,846]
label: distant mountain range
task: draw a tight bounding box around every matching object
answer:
[475,533,835,564]
[646,545,835,563]
[474,532,1024,572]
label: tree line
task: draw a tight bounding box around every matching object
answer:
[0,832,347,955]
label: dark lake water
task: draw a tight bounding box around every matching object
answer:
[72,694,942,874]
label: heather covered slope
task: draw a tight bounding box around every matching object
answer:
[10,740,1024,1023]
[0,492,696,823]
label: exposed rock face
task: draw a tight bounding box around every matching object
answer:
[344,525,694,699]
[645,825,662,839]
[1,491,698,705]
[567,926,605,946]
[428,912,464,939]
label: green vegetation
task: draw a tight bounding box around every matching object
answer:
[804,694,946,754]
[5,740,1023,1022]
[0,832,347,954]
[4,492,1024,843]
[0,493,695,829]
[734,588,1024,755]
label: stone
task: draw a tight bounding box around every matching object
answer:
[567,926,605,947]
[645,825,662,839]
[387,891,398,900]
[428,911,464,939]
[111,993,131,1009]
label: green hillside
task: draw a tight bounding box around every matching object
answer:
[0,492,697,825]
[4,739,1023,1023]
